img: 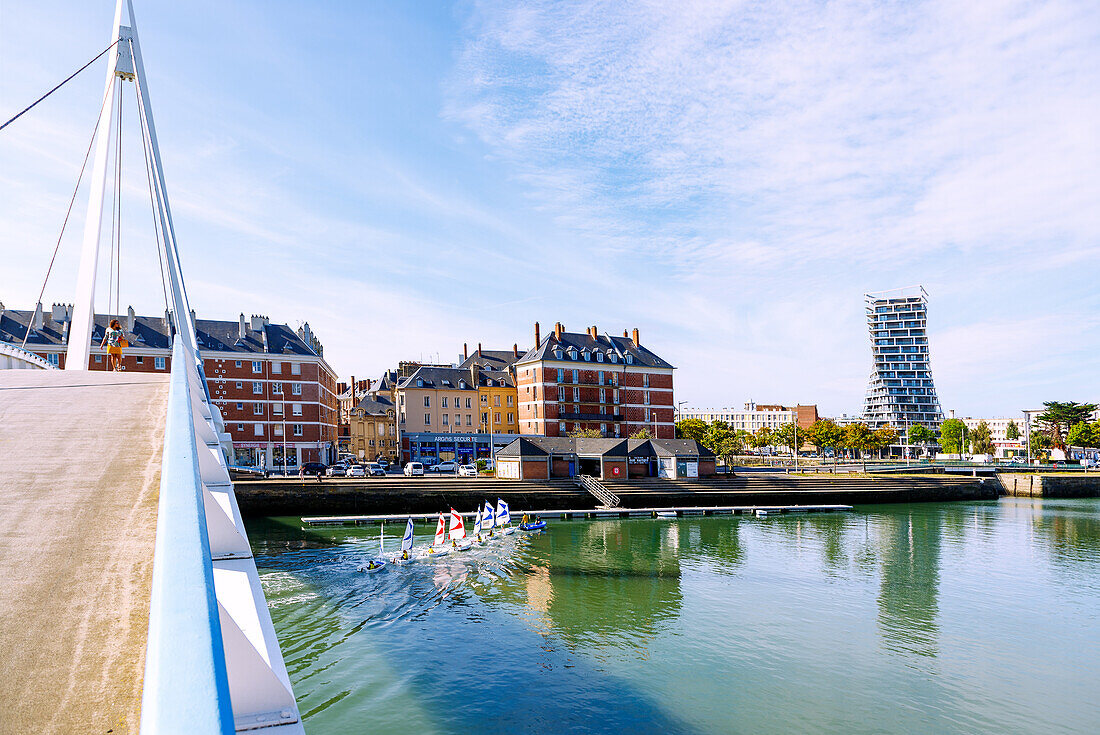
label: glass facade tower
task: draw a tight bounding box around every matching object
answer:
[862,286,943,430]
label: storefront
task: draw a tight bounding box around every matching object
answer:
[403,432,517,465]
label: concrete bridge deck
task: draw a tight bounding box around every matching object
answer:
[0,370,169,733]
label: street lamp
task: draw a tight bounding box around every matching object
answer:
[676,400,687,421]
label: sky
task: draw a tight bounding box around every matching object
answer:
[1,0,1097,418]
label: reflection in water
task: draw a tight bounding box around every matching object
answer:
[247,500,1100,735]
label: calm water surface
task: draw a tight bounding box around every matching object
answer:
[247,499,1100,734]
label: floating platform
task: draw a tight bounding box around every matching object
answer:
[301,504,852,527]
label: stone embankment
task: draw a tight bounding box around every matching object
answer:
[233,473,998,517]
[1000,474,1100,498]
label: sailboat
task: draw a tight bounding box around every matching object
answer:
[390,518,415,565]
[428,512,451,556]
[496,499,515,535]
[358,521,388,573]
[471,507,486,545]
[449,507,472,551]
[482,500,497,540]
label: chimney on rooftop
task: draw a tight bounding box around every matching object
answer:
[463,342,468,360]
[189,309,197,333]
[470,363,478,387]
[250,314,266,332]
[587,325,597,339]
[32,302,43,332]
[477,342,482,358]
[534,322,541,347]
[554,322,563,340]
[632,328,640,346]
[513,343,519,358]
[51,303,66,322]
[126,306,135,333]
[623,329,628,338]
[239,313,247,340]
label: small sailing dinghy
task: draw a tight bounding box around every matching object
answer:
[496,499,515,535]
[358,521,388,573]
[427,512,451,556]
[390,518,415,565]
[481,500,498,541]
[449,508,473,551]
[471,507,487,544]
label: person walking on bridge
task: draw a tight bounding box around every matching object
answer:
[100,319,124,372]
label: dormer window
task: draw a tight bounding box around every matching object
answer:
[626,354,633,364]
[553,348,563,359]
[596,352,603,362]
[583,351,590,361]
[568,347,577,360]
[416,379,424,387]
[610,353,618,363]
[459,380,466,389]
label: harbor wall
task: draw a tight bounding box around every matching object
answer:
[1000,474,1100,498]
[232,474,999,517]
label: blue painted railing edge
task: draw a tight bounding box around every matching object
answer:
[140,341,235,733]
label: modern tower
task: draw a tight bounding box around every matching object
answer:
[862,286,944,430]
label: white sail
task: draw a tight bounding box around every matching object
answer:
[483,501,495,529]
[449,508,466,540]
[379,521,384,556]
[496,499,510,525]
[401,518,414,551]
[434,513,447,546]
[473,508,482,536]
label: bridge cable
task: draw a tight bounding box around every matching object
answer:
[21,76,117,351]
[106,78,120,320]
[0,39,120,133]
[131,53,172,316]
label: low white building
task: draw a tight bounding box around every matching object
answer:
[680,403,794,432]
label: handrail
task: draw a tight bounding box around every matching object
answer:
[0,341,57,369]
[140,341,235,733]
[575,474,620,507]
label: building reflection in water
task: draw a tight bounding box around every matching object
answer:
[875,510,942,658]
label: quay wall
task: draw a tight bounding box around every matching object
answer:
[1000,474,1100,498]
[232,474,999,517]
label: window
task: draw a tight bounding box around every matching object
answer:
[601,423,607,435]
[46,353,60,366]
[558,387,566,401]
[235,381,243,389]
[572,387,580,402]
[235,360,242,368]
[424,413,431,426]
[271,361,281,373]
[611,353,618,363]
[598,371,605,385]
[155,356,166,370]
[236,424,243,432]
[254,424,263,436]
[273,424,283,436]
[236,402,243,410]
[583,351,590,361]
[481,394,488,405]
[644,392,650,405]
[136,356,144,365]
[95,354,103,363]
[495,412,501,424]
[459,380,466,389]
[293,424,303,437]
[557,368,564,382]
[466,397,472,409]
[252,361,262,373]
[272,382,283,394]
[424,396,431,407]
[597,352,603,362]
[559,421,566,432]
[508,413,514,423]
[554,349,563,359]
[494,395,501,407]
[273,403,283,415]
[253,403,264,415]
[252,382,263,394]
[600,389,606,403]
[442,414,449,426]
[466,414,472,426]
[292,383,301,395]
[626,354,633,364]
[482,412,488,426]
[417,379,424,387]
[292,403,302,416]
[507,395,513,407]
[442,397,449,408]
[454,395,460,407]
[291,362,301,375]
[455,414,461,426]
[572,369,579,383]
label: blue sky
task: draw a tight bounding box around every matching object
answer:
[1,0,1098,418]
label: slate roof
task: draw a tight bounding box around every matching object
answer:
[0,308,318,356]
[458,348,524,372]
[515,330,673,370]
[498,437,711,459]
[353,395,395,416]
[397,365,515,390]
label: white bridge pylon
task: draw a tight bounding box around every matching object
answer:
[59,3,304,733]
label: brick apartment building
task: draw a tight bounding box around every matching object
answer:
[515,322,675,439]
[0,303,339,470]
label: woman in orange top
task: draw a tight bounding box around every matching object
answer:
[101,319,124,372]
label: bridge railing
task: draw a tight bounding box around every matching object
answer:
[141,341,235,733]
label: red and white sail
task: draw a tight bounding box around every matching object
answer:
[434,513,447,546]
[449,508,466,540]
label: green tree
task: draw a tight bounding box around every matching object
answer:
[939,419,968,455]
[971,420,994,455]
[749,427,774,451]
[1029,431,1051,460]
[908,425,935,457]
[842,422,874,471]
[702,421,733,456]
[629,427,654,440]
[773,422,799,456]
[1005,420,1020,441]
[872,426,899,458]
[675,418,708,442]
[568,428,602,438]
[1067,422,1100,449]
[1037,402,1099,453]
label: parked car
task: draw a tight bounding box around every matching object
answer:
[347,464,367,478]
[404,461,424,477]
[427,461,458,474]
[300,462,327,477]
[326,464,347,477]
[365,462,385,477]
[458,464,478,477]
[377,459,389,470]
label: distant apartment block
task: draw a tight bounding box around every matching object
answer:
[861,287,944,430]
[515,322,675,439]
[0,303,339,470]
[681,402,819,432]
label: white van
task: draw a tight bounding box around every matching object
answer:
[403,461,424,477]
